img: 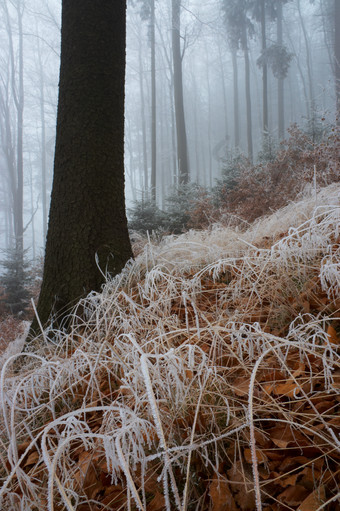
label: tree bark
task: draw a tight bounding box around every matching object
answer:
[261,0,268,136]
[277,0,284,139]
[243,27,253,163]
[30,0,133,333]
[138,28,149,197]
[335,0,340,124]
[231,49,240,149]
[150,0,157,201]
[172,0,189,184]
[297,0,314,117]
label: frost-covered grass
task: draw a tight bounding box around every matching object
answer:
[0,184,339,511]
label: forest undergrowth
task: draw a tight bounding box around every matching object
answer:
[0,184,339,511]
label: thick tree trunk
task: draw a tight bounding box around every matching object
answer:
[31,0,132,333]
[172,0,189,184]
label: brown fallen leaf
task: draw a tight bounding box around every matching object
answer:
[23,450,40,467]
[244,448,268,464]
[273,380,301,398]
[327,324,339,345]
[232,377,250,397]
[148,491,165,511]
[227,461,255,511]
[278,485,309,506]
[209,477,238,511]
[297,485,326,511]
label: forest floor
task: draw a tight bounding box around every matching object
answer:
[0,183,339,511]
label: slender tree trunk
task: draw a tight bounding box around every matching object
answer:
[16,2,24,263]
[297,0,314,116]
[150,0,157,201]
[277,1,284,139]
[218,40,229,144]
[243,28,253,163]
[286,26,309,119]
[205,44,213,187]
[231,49,240,149]
[31,0,133,333]
[335,0,340,124]
[261,0,268,136]
[138,30,148,196]
[172,0,189,184]
[4,0,25,264]
[37,39,48,243]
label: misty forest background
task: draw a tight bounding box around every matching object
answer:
[0,2,340,510]
[0,0,339,322]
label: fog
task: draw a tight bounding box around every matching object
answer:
[0,0,337,259]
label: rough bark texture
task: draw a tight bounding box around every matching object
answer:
[31,0,133,333]
[172,0,189,184]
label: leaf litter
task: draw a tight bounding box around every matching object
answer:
[0,184,339,510]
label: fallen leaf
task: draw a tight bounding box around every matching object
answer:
[209,477,237,511]
[148,491,165,511]
[244,448,268,464]
[327,325,339,345]
[297,485,326,511]
[273,380,301,398]
[24,451,40,467]
[227,462,255,511]
[232,377,250,397]
[278,485,309,506]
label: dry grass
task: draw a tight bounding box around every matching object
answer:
[0,184,339,511]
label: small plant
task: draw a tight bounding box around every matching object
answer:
[128,198,166,234]
[0,246,32,316]
[162,183,206,233]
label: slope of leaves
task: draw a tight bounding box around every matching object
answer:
[0,185,339,511]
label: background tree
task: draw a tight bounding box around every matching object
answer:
[0,0,25,265]
[172,0,189,184]
[135,0,157,201]
[334,0,340,123]
[30,0,133,334]
[222,0,254,162]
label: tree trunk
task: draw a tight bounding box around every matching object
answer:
[37,37,48,243]
[297,0,314,117]
[138,28,148,196]
[277,1,284,139]
[261,0,268,136]
[172,0,189,184]
[243,27,253,163]
[3,0,25,265]
[218,39,229,145]
[231,49,240,149]
[335,0,340,124]
[31,0,133,333]
[150,0,157,201]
